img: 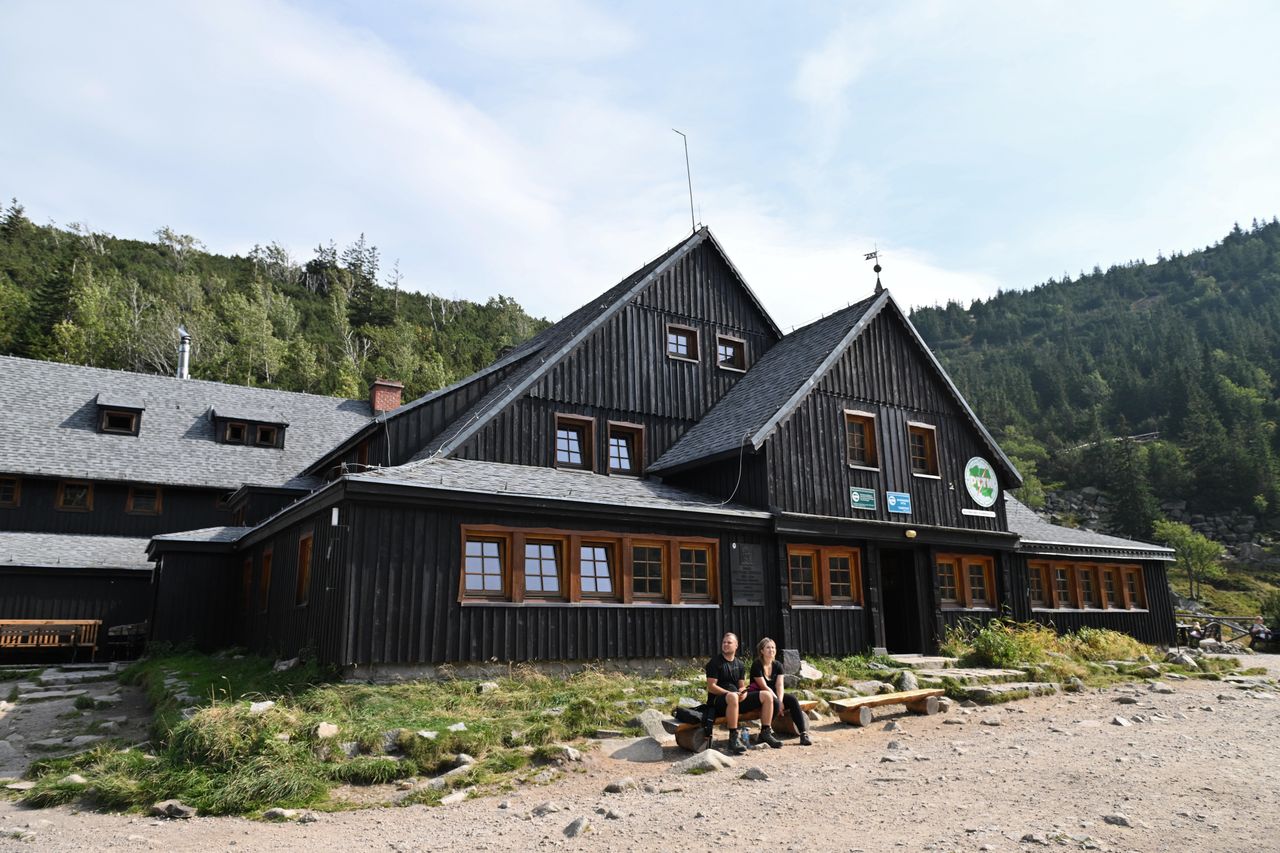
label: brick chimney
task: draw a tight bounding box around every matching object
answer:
[370,379,404,415]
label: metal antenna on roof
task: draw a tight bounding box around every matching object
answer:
[672,129,696,232]
[865,248,883,294]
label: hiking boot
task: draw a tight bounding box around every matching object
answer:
[759,727,783,749]
[799,732,813,746]
[727,728,748,755]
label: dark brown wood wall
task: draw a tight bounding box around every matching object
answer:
[240,510,348,663]
[766,309,1006,531]
[662,453,770,509]
[0,568,151,634]
[151,553,235,650]
[0,477,231,536]
[1011,556,1177,646]
[334,502,778,666]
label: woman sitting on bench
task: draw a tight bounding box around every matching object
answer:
[1250,616,1273,648]
[751,637,813,747]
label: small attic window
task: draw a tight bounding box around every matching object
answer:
[666,324,698,362]
[212,409,288,449]
[716,335,746,371]
[255,425,280,448]
[95,393,144,436]
[224,422,248,444]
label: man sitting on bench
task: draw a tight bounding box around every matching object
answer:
[703,631,778,754]
[1250,616,1274,649]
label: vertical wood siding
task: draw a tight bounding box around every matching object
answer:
[663,454,770,509]
[151,554,235,650]
[0,477,231,536]
[766,309,1006,531]
[0,568,151,636]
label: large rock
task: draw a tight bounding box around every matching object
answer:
[601,737,665,763]
[895,670,920,692]
[151,799,197,819]
[1135,664,1161,678]
[633,709,674,744]
[674,749,734,774]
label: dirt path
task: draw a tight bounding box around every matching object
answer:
[3,656,1279,852]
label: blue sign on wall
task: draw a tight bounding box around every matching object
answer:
[886,491,912,515]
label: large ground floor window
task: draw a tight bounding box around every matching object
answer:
[935,553,997,610]
[1028,560,1146,610]
[460,524,718,605]
[785,544,863,606]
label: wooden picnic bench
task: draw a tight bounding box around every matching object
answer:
[674,699,819,752]
[829,688,945,727]
[0,619,101,662]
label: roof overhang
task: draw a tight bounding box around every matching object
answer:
[775,511,1020,549]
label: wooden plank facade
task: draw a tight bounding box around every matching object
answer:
[146,228,1178,666]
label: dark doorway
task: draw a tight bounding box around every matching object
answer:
[880,548,924,654]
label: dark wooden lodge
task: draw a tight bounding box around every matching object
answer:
[146,228,1177,669]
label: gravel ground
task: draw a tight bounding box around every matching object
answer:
[3,655,1279,852]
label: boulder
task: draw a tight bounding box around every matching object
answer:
[150,799,197,819]
[632,708,674,744]
[895,670,920,692]
[674,749,734,774]
[563,817,592,838]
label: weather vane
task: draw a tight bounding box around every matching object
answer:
[865,248,883,293]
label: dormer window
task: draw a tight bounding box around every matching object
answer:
[212,409,288,449]
[666,324,698,362]
[607,422,643,476]
[716,335,746,371]
[94,393,143,436]
[554,414,593,471]
[907,422,939,476]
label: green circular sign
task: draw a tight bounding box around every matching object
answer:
[964,456,999,508]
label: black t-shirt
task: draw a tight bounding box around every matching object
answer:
[749,659,783,693]
[705,654,745,702]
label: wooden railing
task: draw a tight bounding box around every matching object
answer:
[0,619,101,661]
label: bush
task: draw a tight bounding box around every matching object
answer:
[1061,627,1150,662]
[958,619,1060,668]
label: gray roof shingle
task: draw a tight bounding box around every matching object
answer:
[0,356,373,489]
[650,294,882,473]
[352,457,770,519]
[1004,494,1174,560]
[151,526,252,544]
[0,532,153,571]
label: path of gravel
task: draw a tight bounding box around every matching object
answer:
[3,656,1279,852]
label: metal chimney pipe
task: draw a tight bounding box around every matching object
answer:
[177,326,191,379]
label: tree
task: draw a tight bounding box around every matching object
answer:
[1153,520,1224,600]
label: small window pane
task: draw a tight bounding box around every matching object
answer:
[581,544,613,595]
[464,538,504,596]
[716,337,744,369]
[1080,568,1097,607]
[829,554,853,600]
[667,327,696,359]
[680,547,710,597]
[556,426,584,466]
[525,541,561,595]
[608,432,635,473]
[1055,568,1072,606]
[846,416,874,465]
[789,553,815,600]
[1103,570,1118,606]
[968,562,989,604]
[59,483,90,510]
[937,561,958,602]
[1029,566,1047,606]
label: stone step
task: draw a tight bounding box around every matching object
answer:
[914,667,1025,684]
[889,654,959,669]
[967,681,1060,701]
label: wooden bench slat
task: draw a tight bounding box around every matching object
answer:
[830,688,945,727]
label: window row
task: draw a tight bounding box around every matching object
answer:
[787,545,863,606]
[555,416,644,476]
[666,324,747,372]
[0,478,162,515]
[461,526,718,605]
[844,411,939,476]
[936,553,997,609]
[1028,561,1146,611]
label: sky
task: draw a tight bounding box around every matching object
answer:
[2,1,1278,330]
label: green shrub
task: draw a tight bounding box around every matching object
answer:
[1062,627,1151,662]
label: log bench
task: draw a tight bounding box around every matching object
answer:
[829,688,945,727]
[0,619,101,662]
[674,699,818,752]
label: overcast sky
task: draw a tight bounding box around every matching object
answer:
[2,1,1277,329]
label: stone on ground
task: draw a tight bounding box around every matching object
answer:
[741,766,770,781]
[563,816,592,837]
[150,799,197,819]
[604,777,637,793]
[674,749,734,774]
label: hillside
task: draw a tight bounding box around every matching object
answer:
[912,218,1280,534]
[0,199,549,401]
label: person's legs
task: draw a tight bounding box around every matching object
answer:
[724,690,740,729]
[782,693,807,733]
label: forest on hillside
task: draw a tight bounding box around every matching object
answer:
[0,199,548,401]
[912,218,1280,537]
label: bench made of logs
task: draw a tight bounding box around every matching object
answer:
[0,619,101,662]
[674,699,819,752]
[829,688,944,727]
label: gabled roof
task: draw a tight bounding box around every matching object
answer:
[1004,494,1174,561]
[649,290,1021,484]
[409,227,781,462]
[0,356,373,490]
[0,532,153,571]
[350,457,771,519]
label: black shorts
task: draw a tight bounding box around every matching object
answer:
[708,691,766,718]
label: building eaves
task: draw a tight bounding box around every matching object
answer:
[1004,494,1174,561]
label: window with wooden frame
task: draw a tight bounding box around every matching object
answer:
[935,553,996,609]
[607,422,643,476]
[0,476,19,508]
[1053,565,1073,608]
[666,324,698,361]
[56,480,93,512]
[1032,560,1146,610]
[630,541,666,601]
[786,545,863,606]
[259,549,273,613]
[844,410,878,468]
[554,414,594,471]
[1078,564,1100,609]
[100,409,140,435]
[224,422,249,444]
[126,485,162,515]
[295,531,314,606]
[579,541,616,598]
[1101,567,1120,608]
[463,534,508,599]
[356,441,370,468]
[908,422,939,476]
[240,557,253,609]
[715,334,746,371]
[1123,566,1147,609]
[460,525,716,605]
[1028,562,1050,608]
[255,424,281,448]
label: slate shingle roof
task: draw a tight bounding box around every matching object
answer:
[0,356,373,490]
[1004,494,1174,560]
[0,532,153,570]
[649,294,883,473]
[151,526,252,544]
[352,457,771,519]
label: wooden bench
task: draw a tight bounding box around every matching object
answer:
[674,700,819,752]
[830,688,945,727]
[0,619,101,662]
